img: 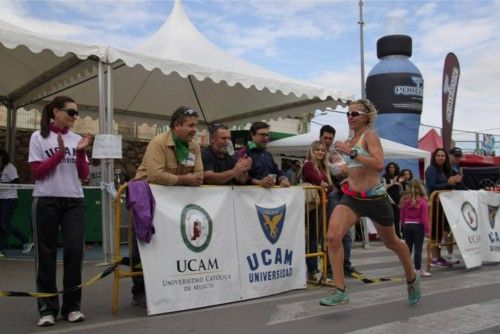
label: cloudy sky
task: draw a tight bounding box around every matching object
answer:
[2,0,499,142]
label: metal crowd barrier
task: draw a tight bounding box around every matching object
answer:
[426,190,456,272]
[111,184,329,314]
[303,185,329,285]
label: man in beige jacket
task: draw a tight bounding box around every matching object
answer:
[135,106,203,186]
[132,106,203,307]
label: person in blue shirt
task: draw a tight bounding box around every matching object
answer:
[236,121,289,188]
[425,148,462,266]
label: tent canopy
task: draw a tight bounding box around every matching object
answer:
[418,128,443,153]
[268,129,431,161]
[0,0,350,127]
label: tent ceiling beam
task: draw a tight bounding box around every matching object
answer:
[212,96,337,124]
[10,55,95,107]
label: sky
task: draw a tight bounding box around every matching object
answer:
[1,0,500,145]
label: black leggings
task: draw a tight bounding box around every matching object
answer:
[32,197,85,317]
[403,223,424,270]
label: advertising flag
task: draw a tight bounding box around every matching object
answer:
[442,52,460,151]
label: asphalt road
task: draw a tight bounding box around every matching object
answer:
[1,242,500,334]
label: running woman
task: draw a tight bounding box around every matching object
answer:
[29,96,92,327]
[319,99,421,306]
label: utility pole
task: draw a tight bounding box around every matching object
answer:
[358,0,366,98]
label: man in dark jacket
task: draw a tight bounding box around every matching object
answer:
[236,121,289,188]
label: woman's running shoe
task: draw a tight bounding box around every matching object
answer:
[430,257,451,267]
[419,269,431,277]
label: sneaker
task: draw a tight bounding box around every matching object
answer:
[22,241,34,255]
[307,271,320,282]
[132,293,147,308]
[66,311,85,323]
[419,269,431,277]
[37,315,55,327]
[448,254,460,264]
[319,288,349,306]
[0,250,5,258]
[407,272,421,305]
[430,257,451,267]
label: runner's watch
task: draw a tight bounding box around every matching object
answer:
[349,149,358,159]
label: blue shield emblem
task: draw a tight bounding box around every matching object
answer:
[488,205,498,229]
[255,204,286,244]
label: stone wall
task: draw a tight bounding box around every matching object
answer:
[0,129,149,183]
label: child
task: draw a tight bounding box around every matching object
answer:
[400,180,431,277]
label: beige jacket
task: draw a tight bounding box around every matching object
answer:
[135,131,203,185]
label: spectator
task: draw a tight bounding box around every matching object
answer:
[0,149,33,258]
[319,125,352,276]
[29,96,92,326]
[202,124,252,185]
[425,148,462,266]
[382,162,403,238]
[236,121,289,188]
[449,147,463,175]
[400,180,431,277]
[132,106,203,307]
[301,140,332,280]
[398,168,413,192]
[285,160,301,186]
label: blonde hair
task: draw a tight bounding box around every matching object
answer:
[400,180,428,208]
[306,140,332,185]
[348,99,377,127]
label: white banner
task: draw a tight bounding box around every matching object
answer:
[478,191,500,262]
[139,185,240,315]
[440,191,500,267]
[234,186,306,299]
[439,191,482,268]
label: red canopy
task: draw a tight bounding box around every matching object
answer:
[418,129,443,153]
[459,154,500,167]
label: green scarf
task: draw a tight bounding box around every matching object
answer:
[247,141,258,150]
[172,133,190,164]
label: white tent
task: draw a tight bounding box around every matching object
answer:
[268,129,430,161]
[2,0,350,126]
[268,110,431,164]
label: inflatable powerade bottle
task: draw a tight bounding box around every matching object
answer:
[366,35,423,178]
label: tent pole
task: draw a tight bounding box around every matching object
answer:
[106,63,115,261]
[98,61,112,264]
[188,75,209,126]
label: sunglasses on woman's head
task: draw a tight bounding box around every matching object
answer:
[60,108,79,117]
[346,111,366,118]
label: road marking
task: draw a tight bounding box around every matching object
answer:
[345,299,500,334]
[268,268,500,325]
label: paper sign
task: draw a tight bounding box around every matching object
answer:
[92,134,122,159]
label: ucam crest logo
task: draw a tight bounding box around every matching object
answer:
[255,204,286,244]
[487,205,499,229]
[180,204,213,252]
[461,201,478,231]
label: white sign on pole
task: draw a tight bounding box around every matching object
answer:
[139,185,240,315]
[478,191,500,262]
[233,187,306,299]
[92,134,122,159]
[439,191,482,268]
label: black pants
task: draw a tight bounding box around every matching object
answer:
[403,223,424,270]
[0,198,29,250]
[131,231,145,296]
[32,197,85,317]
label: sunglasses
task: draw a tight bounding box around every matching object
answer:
[60,108,79,117]
[183,109,197,116]
[346,111,366,118]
